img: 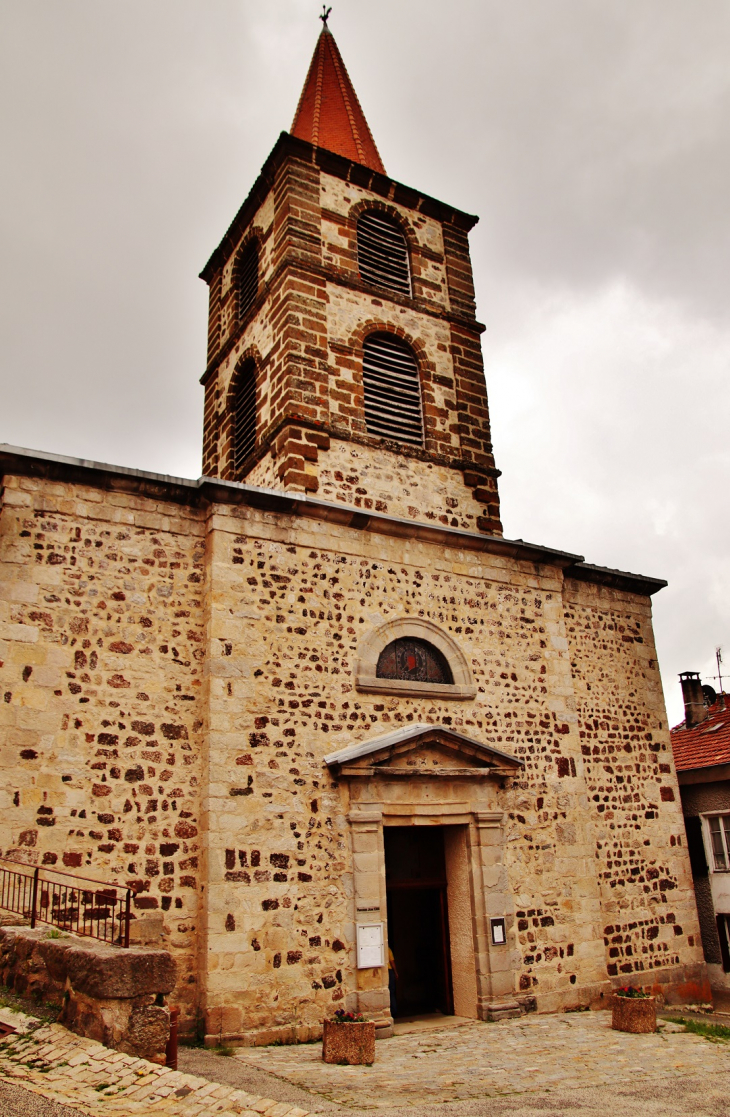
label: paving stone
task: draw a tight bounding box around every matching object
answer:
[3,1007,730,1115]
[0,1015,310,1116]
[235,1010,730,1108]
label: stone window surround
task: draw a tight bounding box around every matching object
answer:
[356,617,476,699]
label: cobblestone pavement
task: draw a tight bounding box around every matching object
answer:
[0,1015,309,1117]
[233,1011,730,1111]
[2,1010,730,1116]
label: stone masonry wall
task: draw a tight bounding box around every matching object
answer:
[563,577,708,1000]
[1,467,708,1043]
[316,437,488,529]
[0,474,206,1033]
[200,500,705,1038]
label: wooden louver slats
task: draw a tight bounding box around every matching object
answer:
[357,212,411,297]
[237,242,258,321]
[233,362,257,473]
[362,334,423,445]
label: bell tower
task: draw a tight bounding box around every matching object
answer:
[199,21,502,535]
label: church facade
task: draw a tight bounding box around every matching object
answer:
[0,25,709,1044]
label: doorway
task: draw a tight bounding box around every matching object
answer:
[384,826,453,1016]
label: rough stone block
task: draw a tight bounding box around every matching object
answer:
[611,994,656,1034]
[322,1019,375,1065]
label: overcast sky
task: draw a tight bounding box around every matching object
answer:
[1,0,729,725]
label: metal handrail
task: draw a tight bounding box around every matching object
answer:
[0,857,132,948]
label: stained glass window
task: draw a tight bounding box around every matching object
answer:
[376,638,453,684]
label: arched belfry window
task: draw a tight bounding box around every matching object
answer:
[237,241,258,322]
[357,212,411,297]
[233,360,257,473]
[362,333,423,446]
[376,638,454,685]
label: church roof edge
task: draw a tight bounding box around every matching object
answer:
[0,443,667,596]
[200,132,478,284]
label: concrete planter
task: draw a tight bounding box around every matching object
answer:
[322,1019,375,1065]
[611,994,656,1034]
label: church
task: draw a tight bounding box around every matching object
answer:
[0,22,710,1044]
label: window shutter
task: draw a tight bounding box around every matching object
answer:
[237,242,259,321]
[362,334,423,445]
[685,815,709,878]
[357,213,411,297]
[233,362,257,472]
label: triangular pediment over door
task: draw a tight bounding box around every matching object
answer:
[323,723,523,779]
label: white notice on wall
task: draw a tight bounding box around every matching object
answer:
[356,922,384,969]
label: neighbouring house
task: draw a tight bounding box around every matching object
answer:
[671,671,730,991]
[0,22,710,1046]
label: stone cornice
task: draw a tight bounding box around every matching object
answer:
[0,444,667,595]
[200,253,485,387]
[199,132,479,284]
[231,414,501,484]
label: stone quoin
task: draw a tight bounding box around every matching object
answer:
[0,19,709,1046]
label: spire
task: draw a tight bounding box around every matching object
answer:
[290,20,386,175]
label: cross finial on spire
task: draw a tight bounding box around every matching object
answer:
[320,6,332,28]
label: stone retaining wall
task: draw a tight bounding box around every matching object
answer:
[0,925,176,1062]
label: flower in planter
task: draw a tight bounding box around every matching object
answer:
[330,1009,366,1023]
[615,986,650,999]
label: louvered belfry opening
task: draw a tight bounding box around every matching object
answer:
[362,333,423,445]
[237,241,259,322]
[233,360,257,474]
[357,212,411,297]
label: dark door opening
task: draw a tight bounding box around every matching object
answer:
[384,826,453,1017]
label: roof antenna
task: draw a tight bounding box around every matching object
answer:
[320,5,332,28]
[715,646,726,695]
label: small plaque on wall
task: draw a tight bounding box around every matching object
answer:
[490,917,506,945]
[356,922,384,968]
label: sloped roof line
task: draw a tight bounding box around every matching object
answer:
[670,699,730,771]
[323,723,522,768]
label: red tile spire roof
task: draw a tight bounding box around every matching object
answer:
[290,26,386,175]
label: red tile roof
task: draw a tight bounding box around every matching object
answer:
[291,28,386,175]
[670,698,730,771]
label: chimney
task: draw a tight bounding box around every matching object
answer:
[679,671,709,729]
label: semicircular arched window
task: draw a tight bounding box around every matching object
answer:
[362,333,423,446]
[237,241,259,322]
[357,212,411,297]
[376,638,454,685]
[233,359,257,473]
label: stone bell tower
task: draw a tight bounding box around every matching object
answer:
[200,20,502,535]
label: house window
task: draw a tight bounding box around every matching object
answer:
[708,814,730,870]
[233,360,257,473]
[237,241,258,321]
[357,212,411,297]
[376,638,453,685]
[362,334,423,445]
